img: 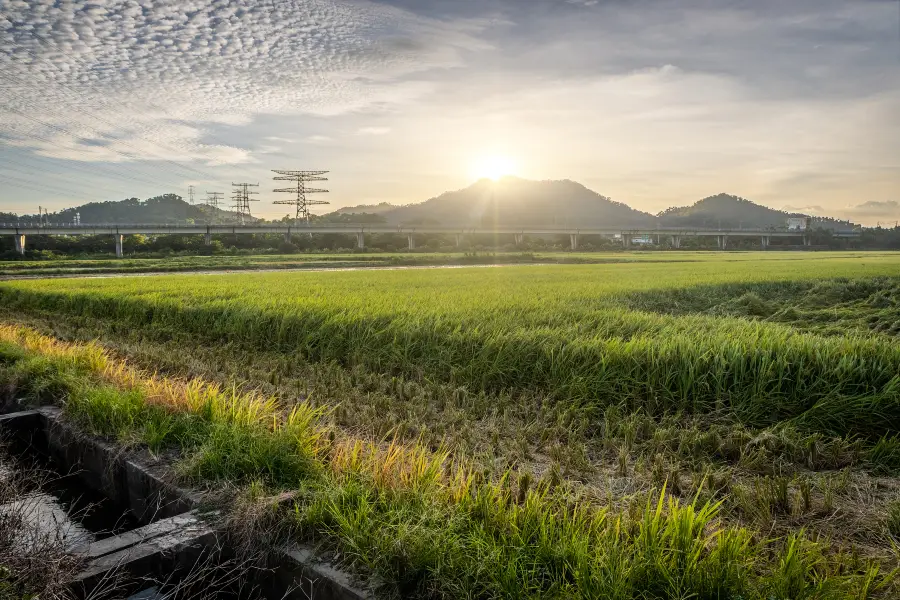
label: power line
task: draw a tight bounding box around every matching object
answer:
[0,71,219,183]
[272,170,330,224]
[2,175,91,203]
[0,152,159,192]
[0,52,224,182]
[1,117,185,190]
[205,191,224,209]
[1,103,196,188]
[0,31,263,183]
[230,182,259,224]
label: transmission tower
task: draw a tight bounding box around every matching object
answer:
[230,182,260,224]
[272,170,330,224]
[188,185,195,205]
[205,191,223,209]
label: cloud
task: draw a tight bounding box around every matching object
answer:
[0,0,487,165]
[1,0,897,217]
[357,127,392,135]
[847,200,900,217]
[782,205,828,215]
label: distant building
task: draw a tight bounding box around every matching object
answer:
[787,217,810,231]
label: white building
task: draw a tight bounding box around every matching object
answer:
[787,217,810,231]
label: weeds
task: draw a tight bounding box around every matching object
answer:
[0,445,85,600]
[888,500,900,540]
[0,325,896,598]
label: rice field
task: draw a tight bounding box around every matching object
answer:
[1,250,893,278]
[1,252,900,598]
[3,254,900,435]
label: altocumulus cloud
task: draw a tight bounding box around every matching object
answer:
[0,0,487,165]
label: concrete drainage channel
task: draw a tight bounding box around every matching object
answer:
[0,408,373,600]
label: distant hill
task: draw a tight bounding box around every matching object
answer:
[7,194,252,225]
[341,178,657,228]
[330,202,398,216]
[3,184,861,232]
[658,193,856,231]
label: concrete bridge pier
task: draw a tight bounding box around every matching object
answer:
[356,232,365,249]
[114,233,124,258]
[569,233,578,250]
[455,233,462,248]
[621,233,630,248]
[14,234,25,255]
[407,234,415,250]
[671,235,681,249]
[204,232,212,245]
[515,233,524,246]
[803,235,811,247]
[761,235,769,250]
[718,235,728,250]
[284,230,292,243]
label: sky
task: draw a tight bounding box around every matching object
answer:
[0,0,898,224]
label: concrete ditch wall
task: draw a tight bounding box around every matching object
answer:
[0,408,374,600]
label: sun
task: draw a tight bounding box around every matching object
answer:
[471,155,518,181]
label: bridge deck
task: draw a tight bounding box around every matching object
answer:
[0,224,860,238]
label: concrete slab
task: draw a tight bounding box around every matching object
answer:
[74,512,216,595]
[85,511,203,559]
[268,544,374,600]
[0,492,94,552]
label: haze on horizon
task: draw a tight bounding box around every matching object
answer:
[0,0,898,225]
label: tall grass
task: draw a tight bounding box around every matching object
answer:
[1,324,896,598]
[3,260,900,437]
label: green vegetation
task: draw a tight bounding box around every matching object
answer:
[5,250,892,277]
[1,193,238,225]
[2,253,900,597]
[3,256,900,438]
[0,250,726,277]
[626,276,900,337]
[1,326,897,599]
[657,193,853,230]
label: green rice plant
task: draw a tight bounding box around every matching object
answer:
[867,435,900,474]
[3,261,900,440]
[888,500,900,540]
[766,532,826,600]
[0,327,895,599]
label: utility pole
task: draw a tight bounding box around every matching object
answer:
[230,182,259,224]
[271,170,330,224]
[188,185,195,205]
[205,191,223,209]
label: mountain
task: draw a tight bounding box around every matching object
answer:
[357,178,658,228]
[330,202,398,216]
[3,184,860,231]
[658,193,856,231]
[8,194,253,225]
